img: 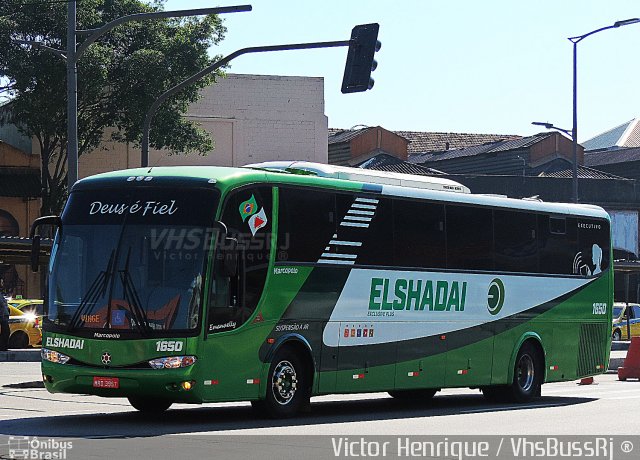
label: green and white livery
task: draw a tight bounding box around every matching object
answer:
[33,161,613,417]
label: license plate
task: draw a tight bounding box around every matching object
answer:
[93,377,119,389]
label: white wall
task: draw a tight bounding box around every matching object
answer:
[609,210,639,257]
[149,73,328,167]
[67,73,328,177]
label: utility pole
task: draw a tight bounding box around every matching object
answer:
[66,0,78,193]
[16,3,252,190]
[65,3,251,188]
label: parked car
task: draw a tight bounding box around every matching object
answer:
[9,299,43,318]
[8,305,42,349]
[612,303,640,340]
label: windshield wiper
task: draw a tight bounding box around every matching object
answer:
[68,250,115,331]
[118,247,150,335]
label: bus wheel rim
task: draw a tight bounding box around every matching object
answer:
[517,353,535,392]
[272,360,298,405]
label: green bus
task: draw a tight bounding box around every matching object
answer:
[32,161,613,417]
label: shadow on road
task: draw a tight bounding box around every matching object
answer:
[0,393,596,438]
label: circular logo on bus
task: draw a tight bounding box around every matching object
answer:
[101,352,112,366]
[487,278,505,315]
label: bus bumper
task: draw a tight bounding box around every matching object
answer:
[41,360,202,403]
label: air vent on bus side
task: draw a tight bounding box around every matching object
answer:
[576,323,608,377]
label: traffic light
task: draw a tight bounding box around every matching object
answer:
[341,23,381,94]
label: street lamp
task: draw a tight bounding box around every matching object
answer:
[568,18,640,203]
[531,121,572,138]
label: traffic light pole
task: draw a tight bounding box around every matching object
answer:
[142,23,380,166]
[63,2,252,189]
[141,40,351,166]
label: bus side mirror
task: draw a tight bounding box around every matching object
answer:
[31,235,41,273]
[29,215,62,273]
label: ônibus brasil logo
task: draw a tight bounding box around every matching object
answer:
[487,278,505,315]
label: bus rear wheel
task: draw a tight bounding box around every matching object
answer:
[388,389,438,400]
[128,396,172,413]
[256,348,309,418]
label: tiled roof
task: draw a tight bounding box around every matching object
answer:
[397,131,521,154]
[356,153,446,175]
[328,128,371,145]
[532,158,627,180]
[583,119,640,151]
[328,128,521,153]
[358,154,621,180]
[409,133,553,164]
[584,146,640,167]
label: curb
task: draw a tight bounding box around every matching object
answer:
[0,350,41,362]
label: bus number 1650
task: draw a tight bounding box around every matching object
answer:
[156,341,184,352]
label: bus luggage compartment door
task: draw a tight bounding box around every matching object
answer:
[335,321,396,392]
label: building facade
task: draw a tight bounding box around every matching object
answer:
[0,141,41,297]
[74,74,329,177]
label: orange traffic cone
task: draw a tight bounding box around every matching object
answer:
[578,376,594,385]
[618,337,640,381]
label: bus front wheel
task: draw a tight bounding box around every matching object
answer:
[256,348,309,418]
[128,396,172,413]
[508,341,543,402]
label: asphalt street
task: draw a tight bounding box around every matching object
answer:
[1,362,639,438]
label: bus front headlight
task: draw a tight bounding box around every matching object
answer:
[41,348,71,364]
[148,356,197,369]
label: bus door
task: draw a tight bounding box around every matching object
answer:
[202,186,273,401]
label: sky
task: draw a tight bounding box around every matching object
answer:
[164,0,640,141]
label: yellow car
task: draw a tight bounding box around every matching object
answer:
[612,303,640,341]
[9,299,44,318]
[8,305,42,348]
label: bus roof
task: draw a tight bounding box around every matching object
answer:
[74,164,610,221]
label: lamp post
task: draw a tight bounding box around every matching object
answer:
[568,18,640,203]
[531,121,572,138]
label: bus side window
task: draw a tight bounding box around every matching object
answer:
[393,199,445,269]
[494,210,538,273]
[207,187,272,334]
[539,215,577,275]
[446,205,494,271]
[577,218,610,276]
[277,188,336,263]
[335,193,394,266]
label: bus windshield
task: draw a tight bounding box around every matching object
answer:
[47,186,219,336]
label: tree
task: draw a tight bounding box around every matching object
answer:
[0,0,226,216]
